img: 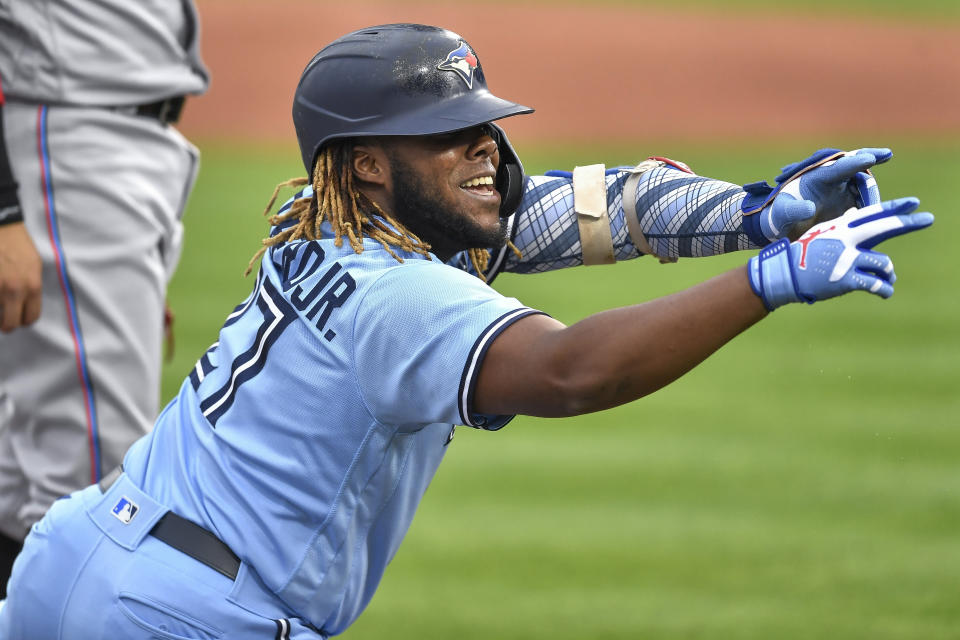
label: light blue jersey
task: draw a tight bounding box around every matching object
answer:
[121,205,542,633]
[115,167,758,631]
[1,162,773,637]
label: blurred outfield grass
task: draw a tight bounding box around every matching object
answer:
[164,138,958,639]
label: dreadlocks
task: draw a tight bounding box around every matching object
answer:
[465,244,522,282]
[247,139,521,282]
[246,139,431,276]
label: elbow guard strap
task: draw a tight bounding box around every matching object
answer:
[622,159,683,264]
[573,164,616,265]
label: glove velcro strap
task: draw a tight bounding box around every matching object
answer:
[748,239,803,311]
[742,150,849,216]
[573,164,616,266]
[622,159,678,264]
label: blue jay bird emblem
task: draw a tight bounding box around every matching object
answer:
[437,41,479,89]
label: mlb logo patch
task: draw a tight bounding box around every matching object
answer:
[111,496,139,524]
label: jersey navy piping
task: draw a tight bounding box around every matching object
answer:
[188,344,217,391]
[224,268,264,328]
[199,277,297,426]
[457,307,547,428]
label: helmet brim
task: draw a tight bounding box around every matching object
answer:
[314,90,533,147]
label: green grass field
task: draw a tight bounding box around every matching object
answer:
[164,138,959,639]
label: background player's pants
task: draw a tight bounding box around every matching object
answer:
[0,101,199,540]
[0,474,324,638]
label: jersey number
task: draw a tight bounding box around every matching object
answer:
[197,277,296,427]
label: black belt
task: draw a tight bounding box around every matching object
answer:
[132,96,185,124]
[99,466,241,581]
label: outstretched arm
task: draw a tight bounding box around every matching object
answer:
[475,265,765,417]
[475,148,888,279]
[474,198,932,418]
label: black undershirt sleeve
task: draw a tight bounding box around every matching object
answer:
[0,103,24,226]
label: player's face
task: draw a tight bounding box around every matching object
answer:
[383,125,506,261]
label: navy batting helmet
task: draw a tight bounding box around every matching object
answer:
[292,23,533,217]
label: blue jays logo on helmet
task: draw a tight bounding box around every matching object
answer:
[437,41,479,89]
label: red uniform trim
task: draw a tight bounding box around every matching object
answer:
[35,105,102,482]
[649,156,694,174]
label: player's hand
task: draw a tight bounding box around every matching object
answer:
[758,147,891,242]
[0,222,43,331]
[748,197,932,311]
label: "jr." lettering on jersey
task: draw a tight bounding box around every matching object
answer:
[277,242,356,339]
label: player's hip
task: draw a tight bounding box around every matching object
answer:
[0,474,324,638]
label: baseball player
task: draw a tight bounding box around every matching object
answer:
[0,24,932,638]
[0,0,209,597]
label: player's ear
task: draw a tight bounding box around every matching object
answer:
[352,142,389,187]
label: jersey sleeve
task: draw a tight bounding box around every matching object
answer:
[353,262,544,430]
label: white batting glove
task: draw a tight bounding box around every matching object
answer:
[748,197,933,311]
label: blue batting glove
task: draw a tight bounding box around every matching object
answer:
[753,147,891,242]
[748,197,933,311]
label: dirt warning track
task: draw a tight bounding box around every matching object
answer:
[183,1,960,145]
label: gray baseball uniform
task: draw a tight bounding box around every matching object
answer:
[0,0,208,541]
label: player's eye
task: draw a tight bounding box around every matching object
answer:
[430,131,460,142]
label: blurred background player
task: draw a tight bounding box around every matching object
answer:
[0,0,209,596]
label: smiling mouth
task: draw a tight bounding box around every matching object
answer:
[459,175,497,196]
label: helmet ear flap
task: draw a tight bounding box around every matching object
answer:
[489,123,525,218]
[497,163,524,219]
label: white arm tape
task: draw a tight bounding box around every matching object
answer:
[573,164,615,266]
[623,159,678,264]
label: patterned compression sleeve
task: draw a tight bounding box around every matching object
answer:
[500,166,762,275]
